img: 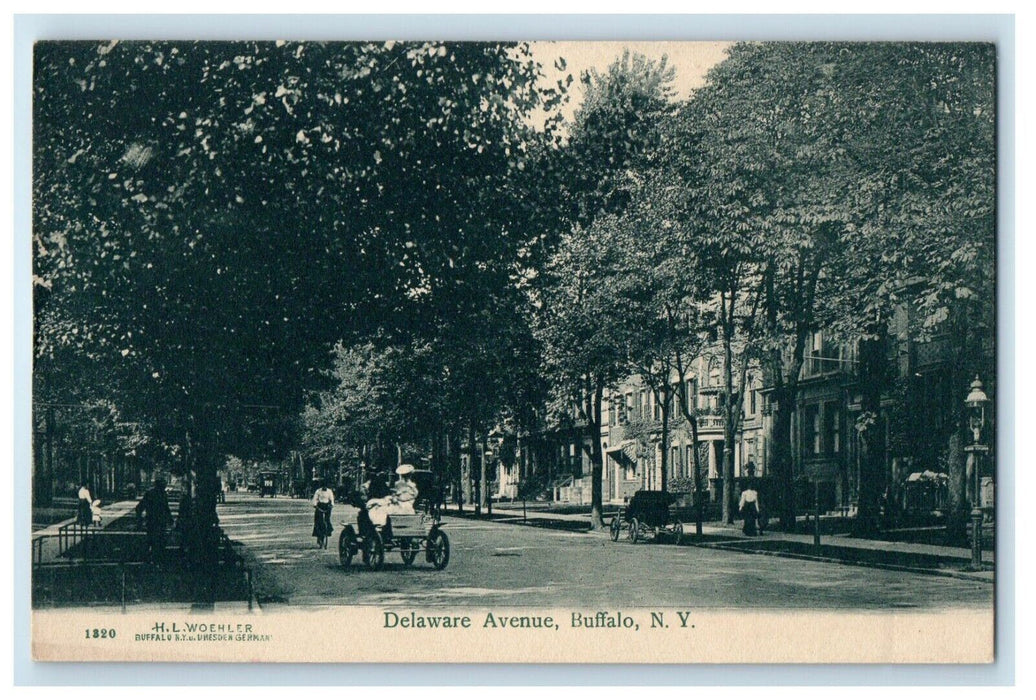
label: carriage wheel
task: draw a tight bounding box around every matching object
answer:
[629,518,640,544]
[362,531,385,571]
[672,521,684,544]
[427,530,450,570]
[339,528,357,568]
[400,538,418,567]
[609,516,622,542]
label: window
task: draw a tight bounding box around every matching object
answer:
[805,404,821,455]
[750,389,758,415]
[624,393,633,423]
[825,403,841,454]
[671,446,681,479]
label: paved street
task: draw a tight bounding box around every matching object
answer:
[218,492,993,610]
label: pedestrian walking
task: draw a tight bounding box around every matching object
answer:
[312,480,335,549]
[136,477,173,562]
[739,481,761,536]
[76,483,93,527]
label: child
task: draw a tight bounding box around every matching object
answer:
[90,499,103,527]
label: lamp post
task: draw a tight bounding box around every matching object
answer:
[964,376,990,570]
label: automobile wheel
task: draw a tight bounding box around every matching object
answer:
[362,531,385,571]
[629,518,640,543]
[427,530,450,570]
[609,516,622,542]
[339,528,357,568]
[400,538,417,567]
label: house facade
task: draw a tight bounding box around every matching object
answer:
[599,356,767,505]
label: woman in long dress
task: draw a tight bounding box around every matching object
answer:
[76,483,94,527]
[739,483,760,536]
[366,465,418,526]
[311,481,335,549]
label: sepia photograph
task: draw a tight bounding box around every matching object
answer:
[27,36,999,664]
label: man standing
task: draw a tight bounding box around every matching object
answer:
[136,477,173,562]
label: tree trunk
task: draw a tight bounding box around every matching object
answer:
[722,435,735,524]
[479,432,488,513]
[944,429,969,546]
[690,415,704,536]
[770,384,797,531]
[588,381,605,530]
[33,411,45,506]
[468,417,479,515]
[853,327,888,537]
[722,312,736,525]
[659,389,670,493]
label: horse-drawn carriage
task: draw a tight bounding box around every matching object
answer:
[338,467,449,571]
[258,471,278,498]
[610,490,684,544]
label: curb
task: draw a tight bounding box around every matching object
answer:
[688,540,995,583]
[445,510,994,582]
[444,510,614,535]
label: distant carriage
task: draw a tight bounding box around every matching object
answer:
[258,471,278,498]
[610,490,683,544]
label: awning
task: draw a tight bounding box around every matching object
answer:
[906,470,948,483]
[606,442,637,469]
[549,475,574,489]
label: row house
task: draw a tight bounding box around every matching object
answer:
[498,304,980,516]
[600,356,766,504]
[766,311,984,517]
[503,353,768,506]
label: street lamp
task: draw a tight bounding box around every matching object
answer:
[964,375,990,569]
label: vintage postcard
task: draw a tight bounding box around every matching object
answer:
[30,39,997,663]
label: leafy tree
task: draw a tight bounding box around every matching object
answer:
[660,42,994,535]
[535,221,632,528]
[34,40,564,567]
[669,43,858,529]
[824,43,996,539]
[534,51,677,529]
[665,92,768,525]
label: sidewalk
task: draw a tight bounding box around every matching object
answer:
[451,504,995,582]
[32,500,141,566]
[693,521,994,582]
[445,504,604,532]
[33,503,257,611]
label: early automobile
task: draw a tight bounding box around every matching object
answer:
[337,468,449,571]
[610,490,683,544]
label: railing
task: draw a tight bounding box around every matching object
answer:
[32,525,255,611]
[697,416,726,429]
